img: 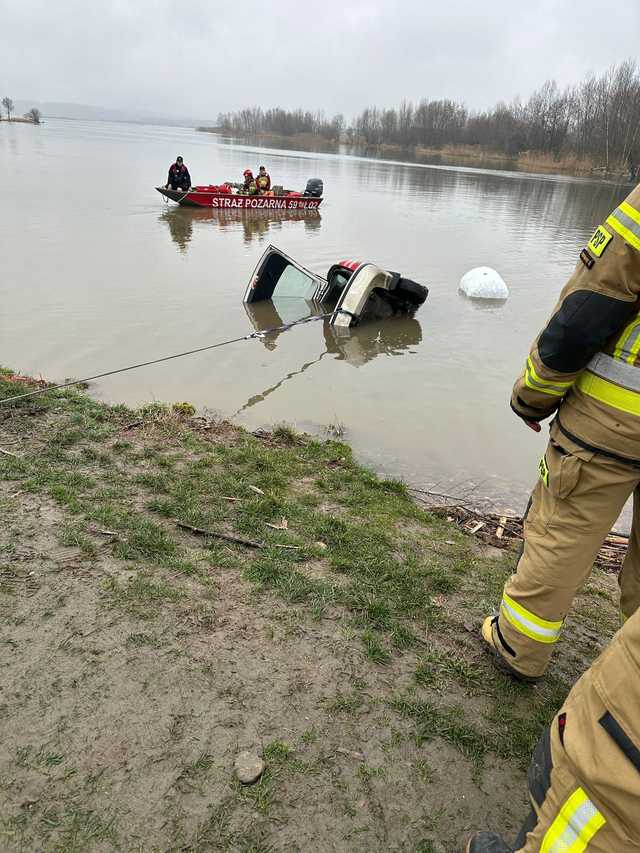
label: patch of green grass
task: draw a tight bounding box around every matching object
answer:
[362,630,391,664]
[415,648,483,691]
[138,401,170,419]
[188,803,273,853]
[263,740,293,762]
[2,388,479,678]
[391,624,418,649]
[356,762,385,782]
[415,839,437,852]
[0,813,32,851]
[176,753,215,793]
[38,804,118,852]
[57,523,99,558]
[328,691,364,716]
[236,770,277,817]
[16,744,65,770]
[392,697,487,773]
[111,517,177,563]
[103,574,183,616]
[272,423,299,444]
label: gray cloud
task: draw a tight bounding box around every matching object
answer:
[1,0,639,119]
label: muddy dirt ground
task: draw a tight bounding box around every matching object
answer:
[0,376,621,852]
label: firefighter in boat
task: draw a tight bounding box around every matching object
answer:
[165,156,191,191]
[239,169,258,195]
[481,181,640,685]
[256,165,271,194]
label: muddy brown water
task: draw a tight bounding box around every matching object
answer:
[0,119,633,511]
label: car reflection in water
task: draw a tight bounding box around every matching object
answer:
[234,300,422,415]
[159,207,322,252]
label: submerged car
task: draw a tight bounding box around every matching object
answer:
[243,245,428,328]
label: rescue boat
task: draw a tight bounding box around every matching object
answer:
[156,178,323,210]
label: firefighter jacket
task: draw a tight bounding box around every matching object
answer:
[167,163,191,188]
[512,183,640,464]
[256,172,271,192]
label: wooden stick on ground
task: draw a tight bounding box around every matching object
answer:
[176,521,264,549]
[0,447,19,458]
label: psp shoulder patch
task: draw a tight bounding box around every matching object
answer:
[587,225,613,258]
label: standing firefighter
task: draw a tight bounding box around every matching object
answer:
[482,183,640,682]
[467,606,640,851]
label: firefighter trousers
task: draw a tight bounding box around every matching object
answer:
[495,422,640,679]
[513,717,640,851]
[511,612,640,851]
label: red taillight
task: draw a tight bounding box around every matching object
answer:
[337,259,360,272]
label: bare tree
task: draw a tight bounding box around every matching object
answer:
[216,59,640,171]
[25,108,41,125]
[2,97,14,120]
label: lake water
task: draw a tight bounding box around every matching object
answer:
[0,119,632,511]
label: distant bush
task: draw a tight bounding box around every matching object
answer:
[25,108,41,124]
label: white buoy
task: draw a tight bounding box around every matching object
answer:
[459,267,509,299]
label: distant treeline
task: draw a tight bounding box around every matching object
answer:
[217,60,640,169]
[217,107,345,141]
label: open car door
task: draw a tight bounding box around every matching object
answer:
[244,245,326,304]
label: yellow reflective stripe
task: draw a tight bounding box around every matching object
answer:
[627,331,640,366]
[619,200,640,226]
[501,593,563,644]
[607,213,640,252]
[525,358,572,397]
[577,371,640,416]
[613,317,640,360]
[540,787,606,853]
[527,358,573,388]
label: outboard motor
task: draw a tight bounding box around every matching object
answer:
[304,178,324,197]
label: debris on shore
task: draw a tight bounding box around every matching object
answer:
[410,489,628,573]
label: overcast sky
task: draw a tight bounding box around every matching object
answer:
[2,0,639,120]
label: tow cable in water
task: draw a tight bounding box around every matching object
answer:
[0,312,333,406]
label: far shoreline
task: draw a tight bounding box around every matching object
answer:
[0,117,39,125]
[197,126,636,183]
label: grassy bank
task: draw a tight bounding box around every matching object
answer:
[0,370,621,852]
[410,144,597,176]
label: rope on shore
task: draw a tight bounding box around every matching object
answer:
[0,313,333,406]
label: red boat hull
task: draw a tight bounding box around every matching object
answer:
[157,187,322,210]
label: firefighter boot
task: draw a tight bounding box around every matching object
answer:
[465,831,513,853]
[481,616,539,683]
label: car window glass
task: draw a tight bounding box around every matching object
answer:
[273,265,318,299]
